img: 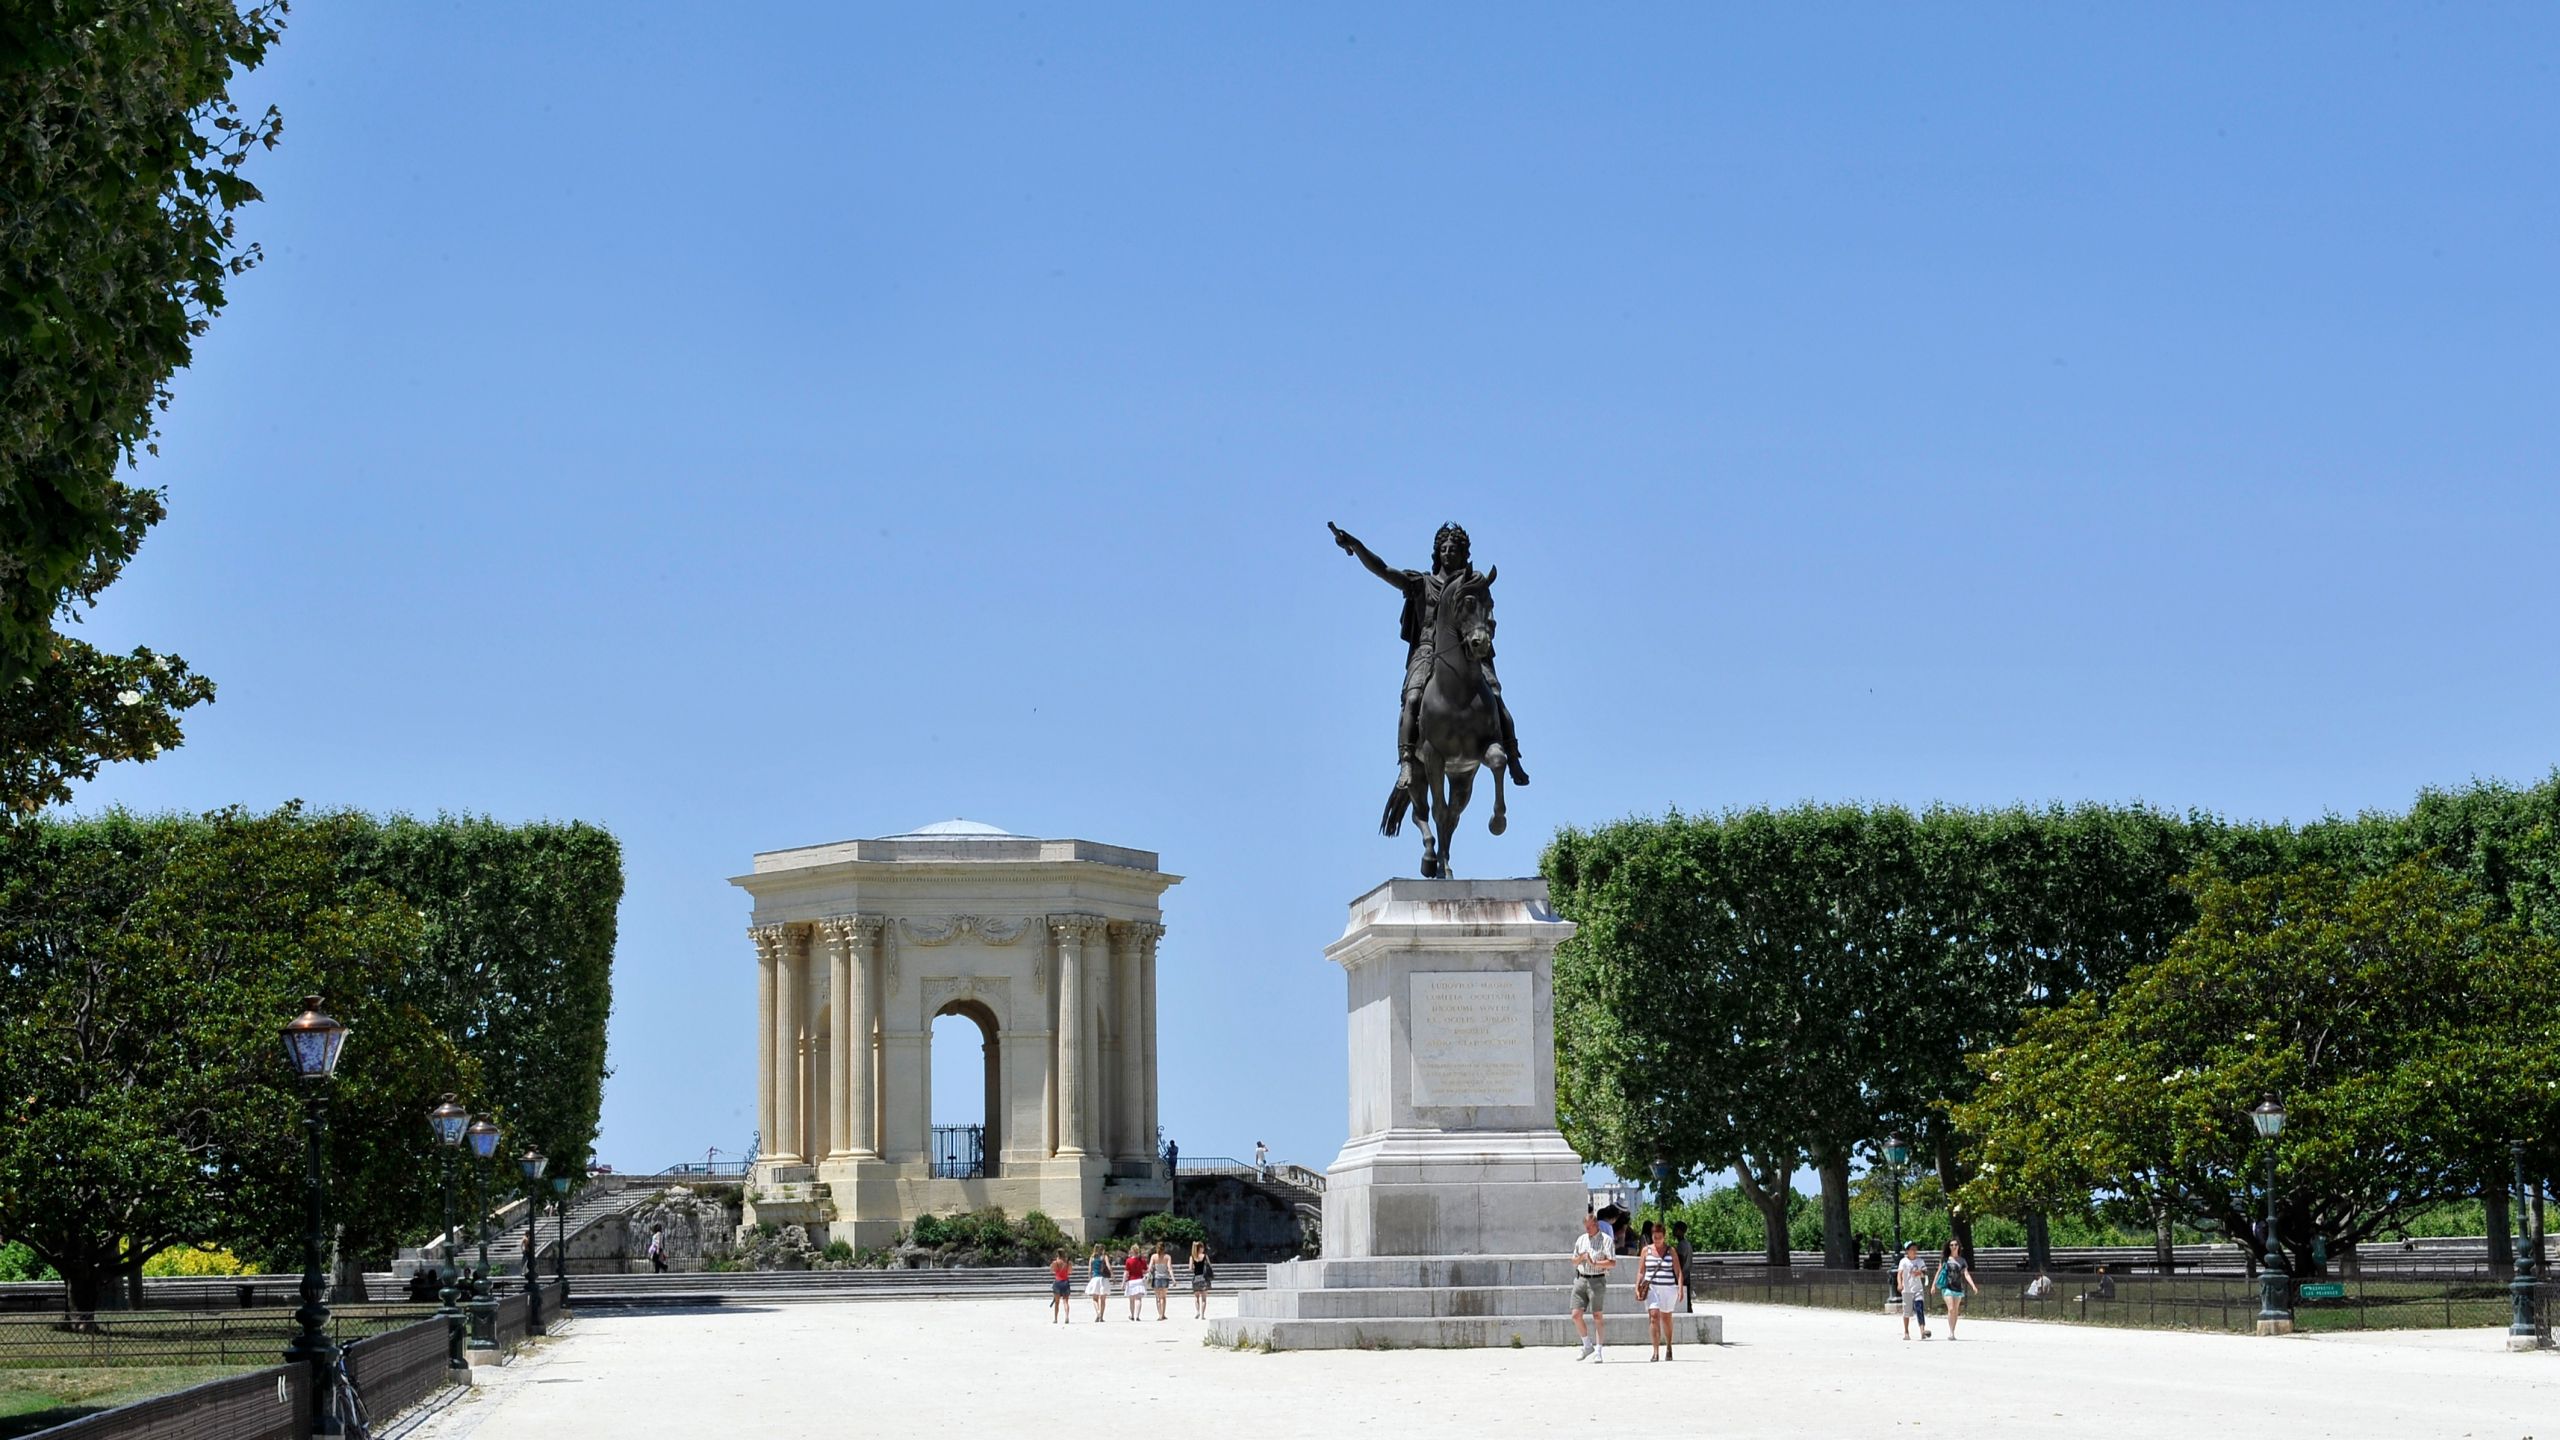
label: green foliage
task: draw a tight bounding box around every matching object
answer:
[900,1208,1088,1264]
[0,1,289,802]
[1133,1213,1207,1249]
[821,1240,854,1264]
[1954,861,2560,1269]
[0,1241,53,1282]
[0,807,435,1309]
[340,816,623,1190]
[0,806,620,1307]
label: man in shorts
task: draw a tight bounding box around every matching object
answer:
[1895,1241,1932,1339]
[1571,1211,1617,1361]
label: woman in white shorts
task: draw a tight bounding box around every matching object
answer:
[1639,1221,1687,1361]
[1122,1245,1148,1319]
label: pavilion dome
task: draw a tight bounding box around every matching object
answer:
[881,818,1020,839]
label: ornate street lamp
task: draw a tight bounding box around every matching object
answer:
[550,1174,573,1314]
[464,1116,501,1357]
[1649,1156,1674,1230]
[2249,1096,2292,1335]
[1883,1135,1911,1263]
[427,1095,470,1374]
[2512,1141,2541,1351]
[518,1150,548,1334]
[280,999,350,1436]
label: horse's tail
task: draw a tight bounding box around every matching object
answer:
[1380,784,1410,837]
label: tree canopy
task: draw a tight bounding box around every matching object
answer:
[1,0,288,808]
[0,806,619,1310]
[1954,861,2560,1271]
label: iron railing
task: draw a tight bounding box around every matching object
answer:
[0,1306,437,1368]
[1681,1265,2537,1336]
[930,1125,985,1180]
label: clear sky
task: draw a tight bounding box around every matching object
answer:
[64,4,2560,1178]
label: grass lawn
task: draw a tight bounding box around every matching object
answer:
[0,1365,253,1439]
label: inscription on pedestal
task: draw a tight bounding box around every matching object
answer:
[1409,971,1534,1108]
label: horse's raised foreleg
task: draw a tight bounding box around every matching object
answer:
[1488,760,1507,837]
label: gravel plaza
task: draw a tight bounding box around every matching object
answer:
[408,1295,2557,1440]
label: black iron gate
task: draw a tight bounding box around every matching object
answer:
[931,1124,984,1179]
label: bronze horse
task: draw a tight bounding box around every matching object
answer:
[1380,567,1508,877]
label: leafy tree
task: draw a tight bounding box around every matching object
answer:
[1,0,287,802]
[0,807,438,1311]
[1953,861,2560,1272]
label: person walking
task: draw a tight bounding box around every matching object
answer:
[1670,1220,1695,1314]
[1148,1241,1175,1320]
[1189,1241,1214,1319]
[1639,1221,1687,1361]
[1936,1240,1977,1338]
[1254,1140,1269,1180]
[1570,1211,1616,1362]
[1051,1251,1075,1324]
[1086,1243,1113,1322]
[647,1225,668,1274]
[1895,1241,1933,1339]
[1122,1245,1148,1320]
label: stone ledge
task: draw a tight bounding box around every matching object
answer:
[1205,1311,1721,1351]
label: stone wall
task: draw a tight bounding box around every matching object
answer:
[1173,1175,1311,1261]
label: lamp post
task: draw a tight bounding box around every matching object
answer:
[464,1117,501,1358]
[1649,1156,1674,1232]
[517,1150,548,1335]
[550,1174,572,1315]
[280,998,350,1437]
[1883,1135,1911,1261]
[2249,1096,2293,1335]
[2511,1141,2541,1351]
[427,1095,470,1375]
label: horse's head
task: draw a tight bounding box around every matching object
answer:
[1451,566,1496,661]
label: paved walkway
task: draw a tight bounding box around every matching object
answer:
[409,1296,2557,1440]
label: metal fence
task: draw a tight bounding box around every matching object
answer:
[0,1305,438,1369]
[1682,1266,2538,1336]
[25,1363,306,1440]
[342,1317,456,1426]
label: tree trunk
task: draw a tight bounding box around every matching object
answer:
[1812,1141,1854,1269]
[1931,1136,1973,1255]
[122,1259,145,1310]
[59,1259,104,1318]
[2152,1203,2175,1275]
[336,1253,369,1303]
[2023,1212,2052,1273]
[1731,1152,1794,1269]
[2487,1188,2514,1281]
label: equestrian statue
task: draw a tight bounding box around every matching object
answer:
[1327,520,1529,878]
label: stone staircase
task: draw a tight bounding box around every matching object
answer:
[1209,1255,1723,1351]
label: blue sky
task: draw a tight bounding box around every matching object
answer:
[65,4,2560,1179]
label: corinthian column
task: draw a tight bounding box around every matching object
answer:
[822,920,854,1160]
[1052,916,1089,1157]
[1138,922,1163,1171]
[1111,922,1146,1161]
[772,925,808,1164]
[842,917,881,1159]
[752,926,782,1162]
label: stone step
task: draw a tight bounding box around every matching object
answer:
[1261,1255,1591,1289]
[1206,1311,1722,1352]
[1239,1283,1681,1320]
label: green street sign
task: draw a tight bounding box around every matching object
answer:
[2298,1282,2345,1299]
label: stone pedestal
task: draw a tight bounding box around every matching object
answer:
[1209,878,1723,1352]
[1320,878,1589,1258]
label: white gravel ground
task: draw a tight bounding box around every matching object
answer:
[403,1294,2558,1440]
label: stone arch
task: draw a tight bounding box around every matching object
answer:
[928,997,1001,1177]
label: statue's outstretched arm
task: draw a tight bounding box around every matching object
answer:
[1327,521,1408,589]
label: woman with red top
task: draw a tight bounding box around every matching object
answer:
[1050,1250,1074,1325]
[1122,1245,1148,1319]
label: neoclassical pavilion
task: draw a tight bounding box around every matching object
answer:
[731,820,1177,1246]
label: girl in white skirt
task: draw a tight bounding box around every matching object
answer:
[1086,1243,1113,1322]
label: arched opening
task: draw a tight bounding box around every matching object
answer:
[929,1000,1000,1178]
